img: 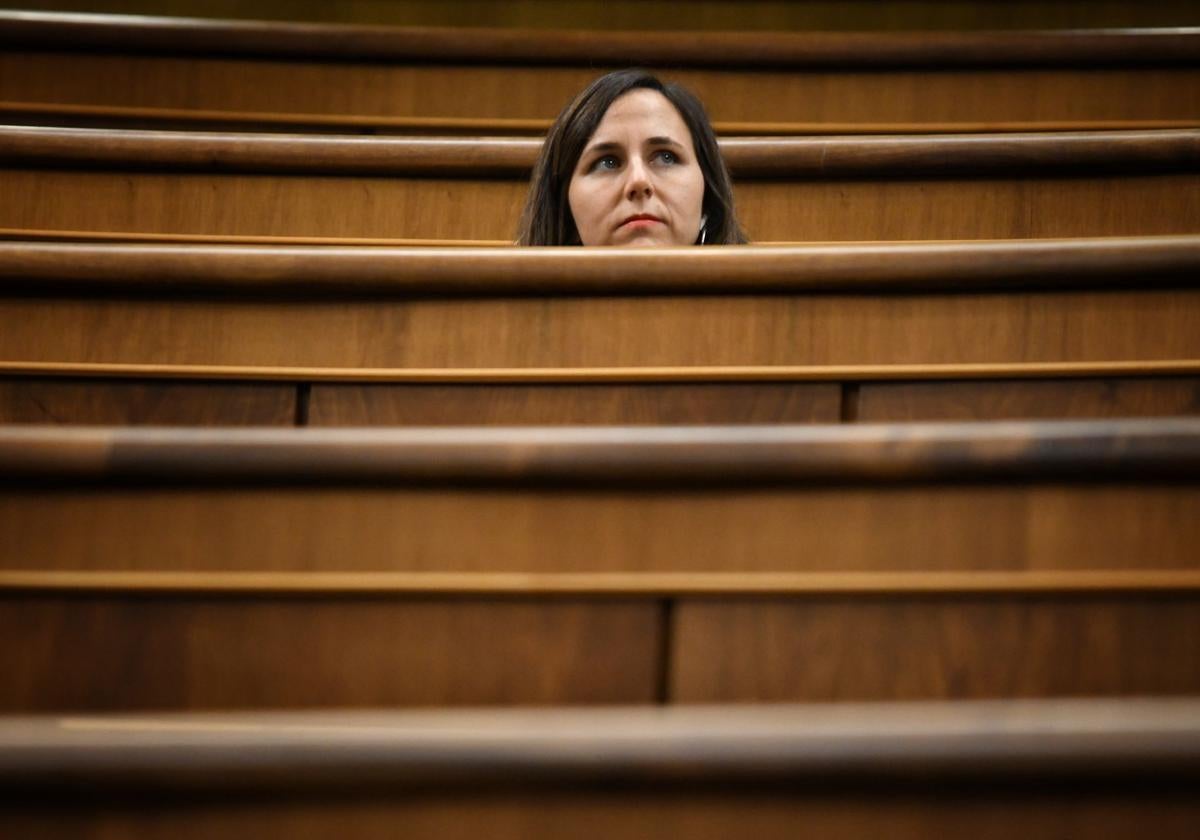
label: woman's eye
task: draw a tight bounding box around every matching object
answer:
[654,150,678,165]
[591,155,619,171]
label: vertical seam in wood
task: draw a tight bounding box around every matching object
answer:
[840,382,861,423]
[294,382,312,427]
[655,598,675,705]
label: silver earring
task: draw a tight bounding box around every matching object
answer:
[699,225,707,245]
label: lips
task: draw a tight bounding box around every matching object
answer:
[618,214,665,229]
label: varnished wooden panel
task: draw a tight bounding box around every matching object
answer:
[2,169,1197,241]
[671,596,1200,702]
[858,377,1200,421]
[3,485,1197,573]
[3,54,1197,124]
[308,383,841,425]
[0,594,659,711]
[5,793,1200,840]
[2,290,1197,368]
[0,378,295,425]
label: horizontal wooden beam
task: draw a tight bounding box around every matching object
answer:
[5,360,1200,383]
[5,101,1200,135]
[3,237,1197,295]
[3,569,1198,596]
[0,227,515,247]
[2,698,1198,791]
[4,126,1197,177]
[3,418,1198,484]
[3,12,1198,67]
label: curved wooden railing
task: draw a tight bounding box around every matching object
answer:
[3,12,1198,67]
[3,126,1197,177]
[5,101,1198,136]
[2,237,1197,295]
[3,698,1198,791]
[3,418,1198,484]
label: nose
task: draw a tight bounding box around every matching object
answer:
[624,157,652,201]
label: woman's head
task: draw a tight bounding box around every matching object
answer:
[517,69,747,246]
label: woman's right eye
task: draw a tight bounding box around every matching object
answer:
[590,155,620,172]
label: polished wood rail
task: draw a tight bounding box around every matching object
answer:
[4,12,1198,67]
[3,418,1198,485]
[4,125,1197,177]
[3,238,1197,294]
[5,101,1199,136]
[3,569,1198,596]
[4,699,1198,788]
[2,700,1198,838]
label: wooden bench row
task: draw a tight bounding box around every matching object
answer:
[2,239,1196,372]
[4,374,1199,426]
[1,419,1197,711]
[3,699,1198,838]
[3,12,1199,131]
[3,126,1197,242]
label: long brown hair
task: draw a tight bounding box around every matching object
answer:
[516,69,747,246]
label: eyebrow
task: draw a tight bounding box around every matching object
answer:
[646,136,684,149]
[582,136,685,156]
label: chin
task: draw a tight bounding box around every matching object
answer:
[616,238,672,248]
[610,230,677,247]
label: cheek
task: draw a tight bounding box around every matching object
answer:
[673,169,706,225]
[567,180,599,233]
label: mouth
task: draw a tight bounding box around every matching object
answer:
[617,214,665,230]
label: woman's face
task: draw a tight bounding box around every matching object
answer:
[567,89,705,247]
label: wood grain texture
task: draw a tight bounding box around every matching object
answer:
[7,127,1198,176]
[671,596,1200,701]
[5,570,1198,596]
[3,289,1197,369]
[858,377,1200,421]
[0,594,658,712]
[3,483,1197,573]
[3,169,1195,242]
[0,378,295,425]
[4,14,1199,66]
[307,383,841,425]
[0,227,513,247]
[3,53,1198,125]
[5,793,1199,840]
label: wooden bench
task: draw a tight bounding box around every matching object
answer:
[3,698,1198,838]
[3,239,1197,426]
[3,12,1199,133]
[2,419,1198,710]
[2,127,1198,241]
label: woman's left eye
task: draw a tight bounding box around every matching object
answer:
[654,150,678,164]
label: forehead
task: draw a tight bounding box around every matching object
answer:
[590,88,693,144]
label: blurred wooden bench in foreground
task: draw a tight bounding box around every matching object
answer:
[1,419,1197,710]
[2,698,1198,838]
